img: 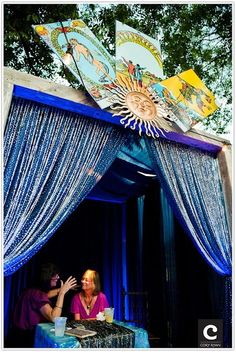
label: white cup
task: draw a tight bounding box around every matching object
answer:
[104,307,114,323]
[54,317,67,336]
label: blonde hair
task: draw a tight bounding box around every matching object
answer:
[83,269,101,295]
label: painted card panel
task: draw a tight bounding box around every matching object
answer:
[33,19,116,109]
[116,21,164,88]
[151,69,219,131]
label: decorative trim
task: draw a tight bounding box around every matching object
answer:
[13,85,117,125]
[12,85,222,155]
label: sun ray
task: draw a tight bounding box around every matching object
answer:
[138,119,143,136]
[146,121,155,138]
[119,116,130,124]
[152,120,167,137]
[151,125,160,138]
[112,109,130,117]
[125,78,133,91]
[143,120,151,137]
[124,116,137,128]
[121,112,134,123]
[116,74,126,87]
[113,86,129,97]
[110,105,126,111]
[130,117,138,130]
[140,86,147,94]
[110,95,126,104]
[116,91,127,100]
[153,126,163,138]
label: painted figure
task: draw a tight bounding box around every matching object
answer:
[135,64,146,87]
[179,78,212,113]
[69,38,113,82]
[122,57,136,81]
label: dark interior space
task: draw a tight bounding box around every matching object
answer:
[4,179,226,348]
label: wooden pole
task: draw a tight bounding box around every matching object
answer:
[217,146,232,234]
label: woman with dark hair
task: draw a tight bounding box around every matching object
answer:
[11,263,77,347]
[70,269,109,320]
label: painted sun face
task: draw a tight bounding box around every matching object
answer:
[126,92,156,120]
[109,74,171,138]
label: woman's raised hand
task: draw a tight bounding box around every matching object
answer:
[59,276,77,294]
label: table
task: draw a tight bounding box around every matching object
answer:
[34,320,150,348]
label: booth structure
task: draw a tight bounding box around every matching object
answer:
[3,67,232,348]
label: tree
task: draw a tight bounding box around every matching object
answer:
[4,4,78,82]
[4,3,232,135]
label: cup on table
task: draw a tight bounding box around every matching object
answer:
[54,317,67,336]
[104,307,114,323]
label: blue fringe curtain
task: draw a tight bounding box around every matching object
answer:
[146,138,232,346]
[4,97,126,276]
[146,138,231,276]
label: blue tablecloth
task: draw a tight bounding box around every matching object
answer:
[34,320,150,348]
[34,323,81,348]
[115,321,150,348]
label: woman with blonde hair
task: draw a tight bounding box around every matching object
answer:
[70,269,109,320]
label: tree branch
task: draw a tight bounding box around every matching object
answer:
[18,33,35,72]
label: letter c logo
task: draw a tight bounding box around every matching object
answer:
[203,324,218,340]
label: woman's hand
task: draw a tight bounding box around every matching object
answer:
[41,277,78,322]
[59,276,77,295]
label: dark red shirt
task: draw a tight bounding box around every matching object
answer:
[13,288,51,330]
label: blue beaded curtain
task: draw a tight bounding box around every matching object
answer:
[146,138,231,276]
[4,97,127,276]
[146,138,232,347]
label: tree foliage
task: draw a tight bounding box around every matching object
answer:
[4,4,78,81]
[4,3,232,135]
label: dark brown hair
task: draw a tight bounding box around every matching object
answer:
[39,263,59,291]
